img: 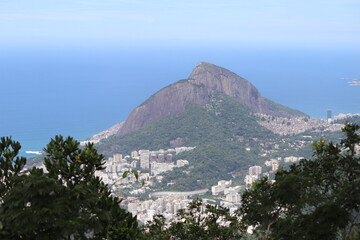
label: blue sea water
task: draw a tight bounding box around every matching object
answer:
[0,46,359,157]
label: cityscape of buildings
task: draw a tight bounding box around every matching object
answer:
[91,142,311,223]
[256,114,343,136]
[86,112,360,223]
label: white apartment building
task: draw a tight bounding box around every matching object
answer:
[248,166,262,176]
[139,150,150,170]
[211,180,232,195]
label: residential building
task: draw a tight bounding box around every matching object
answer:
[249,166,262,176]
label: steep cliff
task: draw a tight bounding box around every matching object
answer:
[116,62,306,136]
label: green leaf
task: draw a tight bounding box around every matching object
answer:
[132,170,139,180]
[122,171,129,179]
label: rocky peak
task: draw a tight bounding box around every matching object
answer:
[115,62,306,136]
[189,62,261,109]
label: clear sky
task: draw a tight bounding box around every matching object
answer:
[0,0,359,49]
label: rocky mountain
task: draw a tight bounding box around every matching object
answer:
[116,62,306,136]
[27,62,326,189]
[92,63,314,189]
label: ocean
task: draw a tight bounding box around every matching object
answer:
[0,46,359,157]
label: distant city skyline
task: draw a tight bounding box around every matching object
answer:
[0,0,359,49]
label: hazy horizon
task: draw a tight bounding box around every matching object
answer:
[0,0,359,49]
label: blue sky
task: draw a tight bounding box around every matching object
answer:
[0,0,359,49]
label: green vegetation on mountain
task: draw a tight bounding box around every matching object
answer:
[157,141,260,191]
[99,94,274,153]
[98,94,275,189]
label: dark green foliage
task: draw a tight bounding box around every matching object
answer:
[0,168,73,239]
[239,124,360,240]
[0,137,26,198]
[158,141,261,190]
[144,199,242,240]
[44,135,105,187]
[239,177,279,240]
[143,215,171,240]
[0,136,141,239]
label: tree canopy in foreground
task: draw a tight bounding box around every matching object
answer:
[0,124,359,239]
[0,136,140,239]
[239,124,360,240]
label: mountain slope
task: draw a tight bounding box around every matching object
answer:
[98,94,274,155]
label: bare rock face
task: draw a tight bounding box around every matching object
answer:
[189,62,262,113]
[116,62,305,136]
[117,78,210,135]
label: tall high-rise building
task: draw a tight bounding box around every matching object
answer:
[139,150,150,170]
